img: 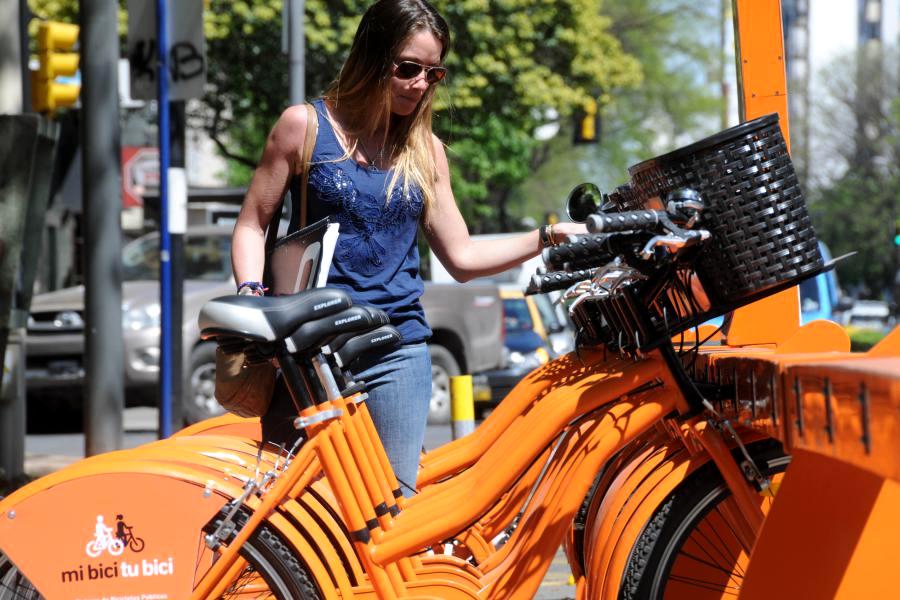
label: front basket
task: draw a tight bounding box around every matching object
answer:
[626,113,824,308]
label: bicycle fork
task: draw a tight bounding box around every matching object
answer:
[690,418,767,550]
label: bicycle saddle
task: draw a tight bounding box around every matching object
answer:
[198,288,352,342]
[286,305,391,356]
[330,324,402,367]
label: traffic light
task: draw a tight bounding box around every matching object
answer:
[32,21,81,114]
[895,219,900,246]
[573,98,600,145]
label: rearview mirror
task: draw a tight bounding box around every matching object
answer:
[566,183,603,223]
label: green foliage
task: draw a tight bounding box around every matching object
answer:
[847,327,886,352]
[429,0,641,231]
[33,0,651,235]
[201,0,641,227]
[513,0,723,225]
[807,46,899,297]
[28,1,128,44]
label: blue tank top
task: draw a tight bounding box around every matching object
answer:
[287,99,431,344]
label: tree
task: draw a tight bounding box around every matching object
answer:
[806,46,900,298]
[198,1,641,231]
[512,0,723,226]
[31,1,642,233]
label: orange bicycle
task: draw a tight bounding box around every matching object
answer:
[1,108,842,599]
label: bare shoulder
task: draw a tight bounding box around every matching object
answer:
[431,132,449,165]
[268,104,310,154]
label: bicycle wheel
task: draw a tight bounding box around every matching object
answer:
[0,520,321,600]
[206,514,322,600]
[0,551,39,599]
[619,439,788,600]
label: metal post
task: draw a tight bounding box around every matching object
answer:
[450,374,475,440]
[157,0,173,438]
[0,115,59,486]
[0,0,23,114]
[167,99,186,433]
[82,0,125,455]
[288,0,305,105]
[18,0,30,110]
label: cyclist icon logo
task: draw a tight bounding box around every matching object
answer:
[85,514,145,557]
[114,514,145,553]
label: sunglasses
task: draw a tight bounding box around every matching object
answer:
[392,61,448,84]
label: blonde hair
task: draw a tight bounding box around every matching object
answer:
[323,0,450,211]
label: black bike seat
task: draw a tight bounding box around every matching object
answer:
[332,325,402,367]
[286,306,391,355]
[198,288,352,342]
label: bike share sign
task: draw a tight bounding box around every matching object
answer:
[126,0,206,101]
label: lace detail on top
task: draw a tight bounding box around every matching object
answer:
[307,161,424,277]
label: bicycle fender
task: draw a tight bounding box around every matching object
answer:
[0,460,235,600]
[581,429,771,598]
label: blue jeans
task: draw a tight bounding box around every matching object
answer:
[348,343,431,498]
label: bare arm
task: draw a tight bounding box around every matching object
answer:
[422,136,586,282]
[231,105,309,287]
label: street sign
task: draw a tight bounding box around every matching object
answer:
[121,146,159,208]
[126,0,206,101]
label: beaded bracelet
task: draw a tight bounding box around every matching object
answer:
[237,281,268,295]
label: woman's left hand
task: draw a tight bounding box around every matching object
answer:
[549,221,588,244]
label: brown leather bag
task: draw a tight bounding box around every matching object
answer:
[214,103,320,418]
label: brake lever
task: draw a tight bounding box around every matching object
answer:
[639,229,711,260]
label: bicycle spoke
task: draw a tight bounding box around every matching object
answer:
[681,524,742,585]
[666,572,742,596]
[221,564,274,598]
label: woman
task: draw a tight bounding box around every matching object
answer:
[232,0,585,496]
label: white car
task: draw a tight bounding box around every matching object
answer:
[845,300,895,331]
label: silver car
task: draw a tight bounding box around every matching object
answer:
[26,226,235,424]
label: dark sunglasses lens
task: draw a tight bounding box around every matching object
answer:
[426,67,447,83]
[395,62,423,79]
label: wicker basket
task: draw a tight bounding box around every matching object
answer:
[606,183,642,212]
[626,113,824,308]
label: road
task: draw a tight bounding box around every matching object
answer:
[23,408,576,599]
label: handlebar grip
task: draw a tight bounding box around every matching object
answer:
[525,269,593,295]
[542,234,614,271]
[586,210,662,234]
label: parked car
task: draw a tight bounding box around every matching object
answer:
[475,286,551,415]
[26,226,235,424]
[26,225,503,426]
[844,299,895,331]
[531,292,574,357]
[419,280,504,424]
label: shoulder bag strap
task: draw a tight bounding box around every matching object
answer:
[298,102,319,228]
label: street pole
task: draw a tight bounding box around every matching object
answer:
[0,0,23,114]
[168,99,186,433]
[18,0,30,110]
[81,0,125,455]
[288,0,305,105]
[156,0,174,438]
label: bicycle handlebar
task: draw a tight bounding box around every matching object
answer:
[586,209,664,234]
[542,233,651,272]
[526,268,595,295]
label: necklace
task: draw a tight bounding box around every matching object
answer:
[357,140,385,169]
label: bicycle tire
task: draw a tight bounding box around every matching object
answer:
[0,520,321,600]
[619,439,788,600]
